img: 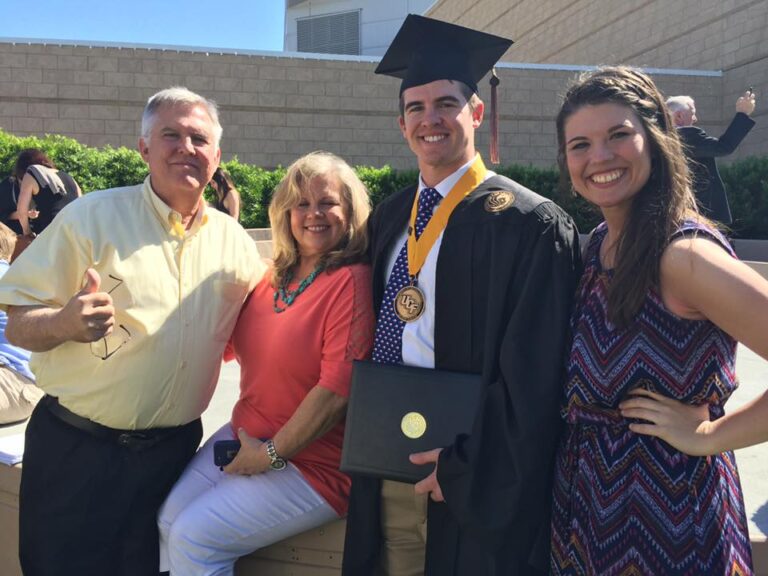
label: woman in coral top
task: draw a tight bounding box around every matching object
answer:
[159,151,374,575]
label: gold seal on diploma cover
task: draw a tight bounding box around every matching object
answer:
[401,412,427,439]
[394,285,425,322]
[484,190,515,213]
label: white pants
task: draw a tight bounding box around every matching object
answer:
[158,424,337,575]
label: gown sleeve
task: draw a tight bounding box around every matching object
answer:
[437,202,580,563]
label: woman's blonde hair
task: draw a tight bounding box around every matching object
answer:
[0,223,17,261]
[269,151,371,286]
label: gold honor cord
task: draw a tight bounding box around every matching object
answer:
[393,155,488,323]
[406,155,487,278]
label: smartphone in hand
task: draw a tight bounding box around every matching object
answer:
[213,440,241,469]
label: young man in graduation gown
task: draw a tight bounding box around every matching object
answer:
[342,15,581,576]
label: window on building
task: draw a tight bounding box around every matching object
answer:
[297,10,361,55]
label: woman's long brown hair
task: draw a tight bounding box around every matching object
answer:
[556,66,698,327]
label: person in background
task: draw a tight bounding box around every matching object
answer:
[0,86,265,576]
[210,166,241,221]
[666,90,757,225]
[14,148,81,235]
[343,15,580,576]
[158,151,374,575]
[0,222,43,424]
[0,174,35,236]
[552,66,762,575]
[0,173,37,260]
[0,175,20,234]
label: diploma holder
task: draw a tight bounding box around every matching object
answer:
[341,360,482,483]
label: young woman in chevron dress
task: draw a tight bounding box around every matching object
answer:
[551,66,768,575]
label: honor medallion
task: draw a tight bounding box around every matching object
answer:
[394,285,425,322]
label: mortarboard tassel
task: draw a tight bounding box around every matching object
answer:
[489,68,500,165]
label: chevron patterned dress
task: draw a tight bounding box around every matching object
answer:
[551,222,754,575]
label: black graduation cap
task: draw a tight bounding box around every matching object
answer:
[375,14,513,163]
[375,14,513,95]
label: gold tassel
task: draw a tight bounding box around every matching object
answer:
[490,68,500,165]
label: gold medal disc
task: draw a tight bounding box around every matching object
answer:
[394,285,425,322]
[401,412,427,439]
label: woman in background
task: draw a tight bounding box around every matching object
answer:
[15,148,81,236]
[552,66,767,575]
[0,173,30,235]
[210,167,241,221]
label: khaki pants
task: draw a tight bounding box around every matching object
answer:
[379,479,429,576]
[0,365,44,424]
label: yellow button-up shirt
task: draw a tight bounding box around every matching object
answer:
[0,177,266,429]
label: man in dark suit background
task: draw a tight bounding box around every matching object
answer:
[667,90,757,224]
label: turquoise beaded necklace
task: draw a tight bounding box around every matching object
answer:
[273,263,325,313]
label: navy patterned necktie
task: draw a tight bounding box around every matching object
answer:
[372,187,442,364]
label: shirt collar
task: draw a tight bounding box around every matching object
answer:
[418,154,483,198]
[143,176,209,239]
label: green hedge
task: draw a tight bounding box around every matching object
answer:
[722,157,768,239]
[1,129,766,238]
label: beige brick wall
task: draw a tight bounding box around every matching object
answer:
[0,40,745,171]
[427,0,768,162]
[427,0,766,70]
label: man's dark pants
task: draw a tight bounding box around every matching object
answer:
[19,399,202,576]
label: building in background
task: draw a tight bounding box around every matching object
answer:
[426,0,767,161]
[284,0,434,56]
[0,0,765,169]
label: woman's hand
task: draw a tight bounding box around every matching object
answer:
[619,388,716,456]
[223,428,269,476]
[647,235,768,454]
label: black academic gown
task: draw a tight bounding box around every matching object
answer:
[677,112,755,225]
[343,174,580,576]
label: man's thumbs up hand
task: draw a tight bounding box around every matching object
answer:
[59,268,115,343]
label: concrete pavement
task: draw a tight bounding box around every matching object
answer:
[728,345,768,543]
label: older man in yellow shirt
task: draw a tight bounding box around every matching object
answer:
[0,87,266,576]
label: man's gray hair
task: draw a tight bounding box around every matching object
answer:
[665,95,695,113]
[141,86,223,147]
